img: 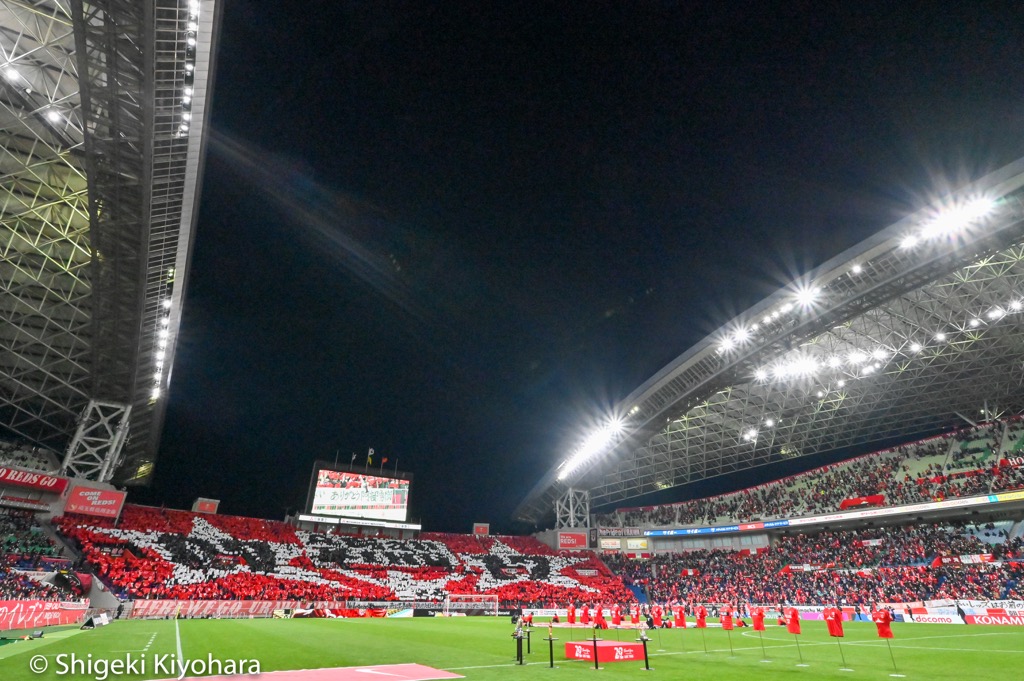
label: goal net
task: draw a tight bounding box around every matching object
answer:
[443,594,499,616]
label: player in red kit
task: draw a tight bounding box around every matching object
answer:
[581,604,591,626]
[695,604,707,628]
[630,604,639,624]
[673,604,687,628]
[652,603,663,628]
[611,603,622,627]
[721,607,733,630]
[567,603,576,625]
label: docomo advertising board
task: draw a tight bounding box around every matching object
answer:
[309,468,411,522]
[558,531,588,549]
[64,485,127,519]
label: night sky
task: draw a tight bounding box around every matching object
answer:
[133,1,1024,532]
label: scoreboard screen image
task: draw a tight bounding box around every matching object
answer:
[309,469,410,522]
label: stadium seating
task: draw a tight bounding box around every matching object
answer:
[0,439,60,472]
[1,508,62,567]
[605,521,1024,606]
[55,505,632,605]
[597,418,1024,529]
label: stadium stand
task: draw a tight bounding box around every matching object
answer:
[604,521,1024,606]
[54,505,633,606]
[0,509,82,601]
[1,508,63,568]
[0,439,60,473]
[596,418,1024,529]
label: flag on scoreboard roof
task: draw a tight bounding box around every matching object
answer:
[367,448,374,466]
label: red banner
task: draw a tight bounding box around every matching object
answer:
[558,532,588,549]
[0,467,68,494]
[839,494,884,510]
[64,486,127,518]
[0,600,87,631]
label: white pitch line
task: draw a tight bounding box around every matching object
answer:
[175,617,184,668]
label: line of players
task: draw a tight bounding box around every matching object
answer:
[519,601,894,639]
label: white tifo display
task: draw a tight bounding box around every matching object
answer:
[310,469,410,522]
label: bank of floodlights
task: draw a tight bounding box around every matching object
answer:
[557,418,625,482]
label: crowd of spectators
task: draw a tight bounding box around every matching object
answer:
[597,419,1024,529]
[1,508,62,568]
[604,521,1024,607]
[0,509,81,601]
[54,505,632,605]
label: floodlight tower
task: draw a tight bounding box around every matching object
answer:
[555,487,590,530]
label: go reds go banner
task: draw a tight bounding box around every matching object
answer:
[0,466,68,494]
[64,485,127,518]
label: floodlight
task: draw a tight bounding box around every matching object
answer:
[151,388,161,400]
[837,380,846,387]
[780,303,793,313]
[764,419,775,427]
[909,342,922,353]
[1012,300,1023,311]
[794,286,820,308]
[900,234,919,249]
[187,37,197,47]
[923,196,997,238]
[826,355,842,368]
[851,264,863,274]
[754,368,768,381]
[4,67,17,81]
[816,390,824,398]
[848,350,868,364]
[969,318,981,328]
[46,110,61,122]
[162,299,172,309]
[935,332,946,341]
[987,308,1004,320]
[871,347,887,360]
[732,327,750,343]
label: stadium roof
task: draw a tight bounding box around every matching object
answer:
[0,0,221,484]
[515,157,1024,525]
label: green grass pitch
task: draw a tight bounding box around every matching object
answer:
[1,617,1021,681]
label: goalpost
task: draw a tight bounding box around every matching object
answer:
[443,594,499,616]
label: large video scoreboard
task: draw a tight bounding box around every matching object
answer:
[306,465,411,523]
